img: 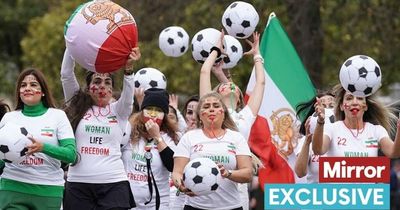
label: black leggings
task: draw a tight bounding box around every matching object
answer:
[184,205,243,210]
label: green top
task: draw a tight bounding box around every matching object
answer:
[0,101,77,197]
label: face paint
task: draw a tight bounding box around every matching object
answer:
[185,101,198,129]
[199,97,224,126]
[143,106,164,126]
[342,92,367,117]
[20,75,43,106]
[89,73,113,106]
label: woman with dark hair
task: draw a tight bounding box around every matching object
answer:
[294,90,335,183]
[123,88,179,209]
[0,68,76,209]
[313,84,400,159]
[172,92,252,210]
[61,47,141,210]
[182,95,199,131]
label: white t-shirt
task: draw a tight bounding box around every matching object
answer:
[324,121,389,157]
[174,129,251,210]
[0,109,75,186]
[295,136,321,183]
[228,105,256,141]
[228,105,255,210]
[62,48,135,183]
[122,133,175,209]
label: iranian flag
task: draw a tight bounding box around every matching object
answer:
[245,13,316,189]
[64,0,138,73]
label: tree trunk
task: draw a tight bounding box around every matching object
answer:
[284,0,323,89]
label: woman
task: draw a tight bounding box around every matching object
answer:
[123,88,179,209]
[294,91,335,183]
[172,92,253,210]
[313,85,400,159]
[0,68,76,209]
[182,95,199,131]
[61,47,140,210]
[199,30,265,210]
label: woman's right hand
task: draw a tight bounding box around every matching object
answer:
[172,175,196,196]
[314,97,325,122]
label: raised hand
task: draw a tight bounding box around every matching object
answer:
[243,32,260,56]
[169,94,179,110]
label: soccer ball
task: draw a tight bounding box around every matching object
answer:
[222,35,243,69]
[159,26,189,57]
[309,108,335,134]
[222,1,259,39]
[339,55,382,97]
[191,28,224,64]
[183,157,221,195]
[134,67,167,90]
[0,122,30,164]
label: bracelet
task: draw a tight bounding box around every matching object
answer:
[210,46,222,57]
[226,169,232,178]
[317,118,325,125]
[153,137,164,145]
[253,54,264,64]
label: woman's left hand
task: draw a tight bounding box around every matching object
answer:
[243,32,260,56]
[26,137,43,155]
[217,163,231,178]
[125,47,141,71]
[145,119,160,139]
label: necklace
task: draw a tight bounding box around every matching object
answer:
[343,120,365,139]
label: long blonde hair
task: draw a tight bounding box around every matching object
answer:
[333,84,397,132]
[195,92,238,131]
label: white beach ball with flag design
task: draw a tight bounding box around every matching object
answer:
[64,0,138,73]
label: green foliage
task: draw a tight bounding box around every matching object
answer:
[3,0,400,105]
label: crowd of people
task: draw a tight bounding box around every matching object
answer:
[1,28,400,210]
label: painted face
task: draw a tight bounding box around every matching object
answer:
[320,95,335,109]
[143,106,165,126]
[185,101,198,129]
[19,75,43,106]
[199,97,224,127]
[88,73,113,107]
[218,82,240,101]
[341,92,367,118]
[168,107,178,124]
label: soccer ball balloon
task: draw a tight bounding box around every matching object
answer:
[222,35,243,69]
[65,0,138,73]
[222,1,259,39]
[191,28,224,64]
[309,108,335,134]
[183,157,220,195]
[339,55,382,97]
[134,67,167,90]
[159,26,189,57]
[0,122,30,164]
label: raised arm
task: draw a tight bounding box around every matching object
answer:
[243,32,265,116]
[312,98,330,155]
[115,47,141,119]
[60,48,80,102]
[199,30,224,97]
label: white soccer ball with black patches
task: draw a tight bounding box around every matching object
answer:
[339,55,382,97]
[222,35,243,69]
[183,157,221,195]
[0,122,30,164]
[309,108,335,134]
[222,1,259,39]
[134,67,167,90]
[191,28,224,64]
[159,26,189,57]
